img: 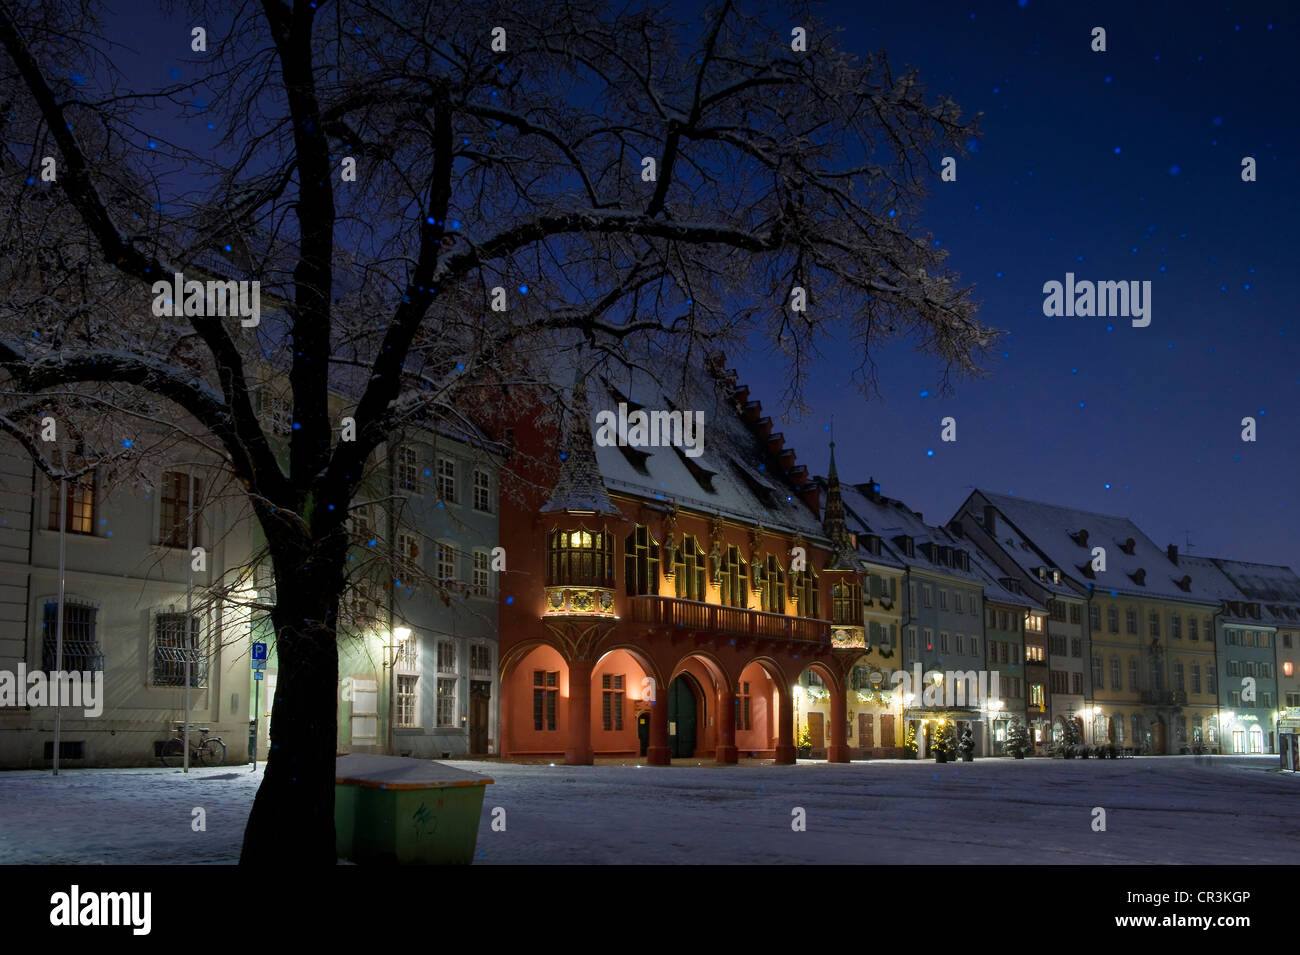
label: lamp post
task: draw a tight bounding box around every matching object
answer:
[987,699,1004,755]
[52,437,67,776]
[183,469,195,772]
[387,625,412,755]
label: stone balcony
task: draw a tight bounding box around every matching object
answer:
[627,594,829,644]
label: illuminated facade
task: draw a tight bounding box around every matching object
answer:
[840,480,989,756]
[1206,558,1300,755]
[956,491,1227,754]
[489,358,846,764]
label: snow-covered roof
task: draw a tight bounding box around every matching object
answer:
[966,544,1042,610]
[1207,558,1300,628]
[839,481,982,583]
[975,491,1219,605]
[1177,556,1253,622]
[551,358,827,539]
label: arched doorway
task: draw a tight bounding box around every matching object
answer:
[668,673,704,758]
[1151,716,1166,755]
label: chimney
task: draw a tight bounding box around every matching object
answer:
[984,505,997,534]
[1167,544,1179,565]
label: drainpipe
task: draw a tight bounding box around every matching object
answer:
[900,565,912,747]
[1212,603,1224,754]
[387,436,398,756]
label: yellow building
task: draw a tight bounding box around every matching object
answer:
[795,448,906,758]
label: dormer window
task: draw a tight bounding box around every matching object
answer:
[893,535,914,558]
[1119,537,1136,556]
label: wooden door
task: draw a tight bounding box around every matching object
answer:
[469,681,490,755]
[858,713,874,750]
[880,714,896,750]
[807,711,825,750]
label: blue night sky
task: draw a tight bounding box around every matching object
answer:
[108,1,1297,565]
[731,0,1299,566]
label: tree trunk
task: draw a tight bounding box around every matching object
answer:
[240,568,342,865]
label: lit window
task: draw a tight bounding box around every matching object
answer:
[832,582,861,626]
[49,473,96,535]
[673,537,709,601]
[547,527,614,587]
[436,678,457,727]
[718,546,747,608]
[396,675,419,727]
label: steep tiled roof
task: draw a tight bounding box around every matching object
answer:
[540,372,618,516]
[839,481,982,583]
[975,491,1219,604]
[966,544,1042,610]
[1208,558,1300,627]
[548,356,827,538]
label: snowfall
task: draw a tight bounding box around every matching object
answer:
[0,755,1294,864]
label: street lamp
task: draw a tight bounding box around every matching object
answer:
[987,699,1004,755]
[387,625,412,755]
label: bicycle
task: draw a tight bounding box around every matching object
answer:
[160,724,227,767]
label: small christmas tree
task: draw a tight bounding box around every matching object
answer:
[903,723,918,758]
[958,725,975,761]
[1005,719,1030,758]
[933,720,957,761]
[1065,718,1082,750]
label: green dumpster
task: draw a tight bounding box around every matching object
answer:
[335,754,493,865]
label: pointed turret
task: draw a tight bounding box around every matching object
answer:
[539,368,618,515]
[822,442,861,572]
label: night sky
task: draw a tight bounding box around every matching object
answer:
[108,2,1298,565]
[732,0,1299,566]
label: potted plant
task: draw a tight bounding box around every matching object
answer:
[903,723,918,759]
[796,725,813,759]
[1061,719,1082,758]
[1006,719,1030,759]
[958,726,975,762]
[933,721,957,763]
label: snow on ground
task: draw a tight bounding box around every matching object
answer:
[0,756,1294,864]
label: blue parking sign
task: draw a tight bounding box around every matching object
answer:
[252,642,267,661]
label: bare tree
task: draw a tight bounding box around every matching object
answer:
[0,0,995,862]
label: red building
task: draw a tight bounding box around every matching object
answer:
[488,356,862,765]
